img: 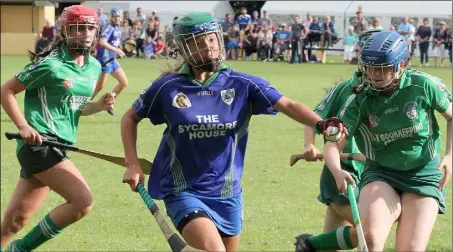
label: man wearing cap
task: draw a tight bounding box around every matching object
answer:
[274,23,291,60]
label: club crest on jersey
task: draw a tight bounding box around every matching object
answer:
[438,83,447,92]
[404,102,418,120]
[63,77,75,89]
[368,114,379,127]
[221,88,235,105]
[172,92,192,108]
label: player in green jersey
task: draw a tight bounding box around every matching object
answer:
[0,6,115,252]
[315,30,451,252]
[295,30,381,252]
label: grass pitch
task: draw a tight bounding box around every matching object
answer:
[1,55,452,251]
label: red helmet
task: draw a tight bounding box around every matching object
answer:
[59,5,99,55]
[60,5,98,27]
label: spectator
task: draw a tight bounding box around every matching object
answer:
[123,11,133,27]
[243,29,259,60]
[432,21,448,67]
[142,35,155,59]
[40,19,54,41]
[226,24,240,60]
[53,15,61,38]
[221,13,235,50]
[408,19,417,61]
[236,7,251,33]
[145,22,158,42]
[251,10,259,31]
[322,16,338,48]
[258,10,273,27]
[135,7,146,24]
[121,20,132,45]
[343,26,358,64]
[152,37,165,58]
[132,21,145,57]
[289,16,305,64]
[369,18,383,30]
[351,10,368,34]
[417,17,432,66]
[307,16,322,46]
[35,19,53,54]
[257,24,273,61]
[149,10,160,32]
[274,23,291,60]
[303,13,312,30]
[447,27,452,66]
[97,8,108,32]
[397,17,414,54]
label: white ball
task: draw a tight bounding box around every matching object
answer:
[326,126,341,142]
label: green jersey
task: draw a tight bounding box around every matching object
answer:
[338,69,452,171]
[314,72,366,173]
[15,46,101,149]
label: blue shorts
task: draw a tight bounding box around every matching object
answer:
[98,58,121,73]
[227,41,239,49]
[163,191,243,236]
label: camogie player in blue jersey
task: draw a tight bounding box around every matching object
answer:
[93,7,128,112]
[121,12,345,251]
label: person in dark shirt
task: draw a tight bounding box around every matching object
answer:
[432,21,448,67]
[416,17,432,66]
[290,15,305,64]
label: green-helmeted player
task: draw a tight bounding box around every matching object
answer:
[298,30,452,252]
[295,29,381,252]
[0,5,115,252]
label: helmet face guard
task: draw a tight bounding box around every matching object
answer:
[358,31,408,92]
[110,8,123,25]
[173,13,225,72]
[60,6,99,56]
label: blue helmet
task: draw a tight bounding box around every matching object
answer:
[110,7,123,24]
[359,30,409,92]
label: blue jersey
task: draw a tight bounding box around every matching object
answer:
[276,30,291,41]
[236,14,251,30]
[96,23,122,62]
[133,64,283,199]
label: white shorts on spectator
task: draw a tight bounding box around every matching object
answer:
[433,44,446,58]
[344,45,355,61]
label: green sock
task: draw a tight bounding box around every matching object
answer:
[308,226,354,250]
[16,214,62,251]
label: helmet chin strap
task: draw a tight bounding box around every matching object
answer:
[65,42,92,56]
[194,60,222,72]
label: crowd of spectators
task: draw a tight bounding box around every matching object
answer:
[34,5,452,67]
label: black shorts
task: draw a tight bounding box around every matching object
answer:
[176,211,234,238]
[17,135,68,179]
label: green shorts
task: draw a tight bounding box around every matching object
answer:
[16,135,68,179]
[360,156,446,214]
[317,163,361,205]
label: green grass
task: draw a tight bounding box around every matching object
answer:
[1,55,452,251]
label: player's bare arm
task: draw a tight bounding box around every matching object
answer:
[99,37,123,55]
[324,139,356,193]
[81,92,115,116]
[121,108,145,191]
[439,102,452,189]
[303,126,322,161]
[273,96,323,127]
[1,77,42,145]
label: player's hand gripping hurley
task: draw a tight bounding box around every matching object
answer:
[136,182,203,252]
[347,184,369,252]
